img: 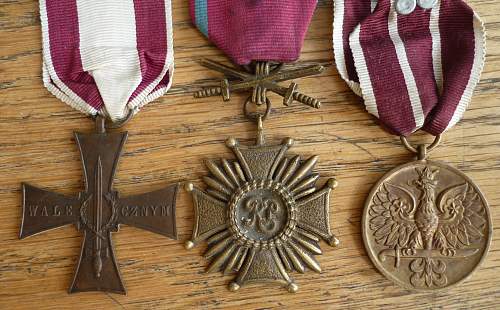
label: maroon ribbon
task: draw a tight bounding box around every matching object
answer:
[189,0,318,65]
[333,0,485,136]
[40,0,174,121]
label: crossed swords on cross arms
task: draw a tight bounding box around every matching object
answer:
[194,59,325,108]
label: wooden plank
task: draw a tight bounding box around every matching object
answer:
[0,0,499,308]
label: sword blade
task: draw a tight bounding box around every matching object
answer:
[199,59,251,80]
[228,65,325,92]
[272,65,325,83]
[93,157,103,278]
[380,248,479,260]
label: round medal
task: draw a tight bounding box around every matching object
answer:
[334,0,490,292]
[363,159,492,291]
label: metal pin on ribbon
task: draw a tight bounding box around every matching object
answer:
[194,59,325,108]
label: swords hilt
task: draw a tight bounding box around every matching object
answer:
[282,82,321,109]
[292,92,321,109]
[194,79,231,101]
[194,87,221,98]
[93,250,103,278]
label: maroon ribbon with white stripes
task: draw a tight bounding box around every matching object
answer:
[333,0,485,136]
[40,0,174,122]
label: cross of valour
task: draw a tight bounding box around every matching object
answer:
[20,117,178,294]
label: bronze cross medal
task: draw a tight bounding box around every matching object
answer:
[20,117,178,294]
[187,60,339,292]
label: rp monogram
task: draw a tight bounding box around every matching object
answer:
[242,197,280,233]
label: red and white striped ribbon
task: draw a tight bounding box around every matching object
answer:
[333,0,485,136]
[40,0,174,122]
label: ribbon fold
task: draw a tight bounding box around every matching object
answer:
[189,0,318,65]
[40,0,174,121]
[333,0,485,136]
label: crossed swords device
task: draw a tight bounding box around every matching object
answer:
[194,59,325,108]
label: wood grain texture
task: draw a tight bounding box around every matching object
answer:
[1,0,499,309]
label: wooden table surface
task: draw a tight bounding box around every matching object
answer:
[1,0,499,309]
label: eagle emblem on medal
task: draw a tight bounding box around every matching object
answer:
[185,136,339,292]
[363,160,492,291]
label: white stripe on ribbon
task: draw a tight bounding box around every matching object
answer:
[446,12,486,130]
[40,0,174,121]
[333,0,485,135]
[77,0,142,121]
[40,0,98,116]
[333,0,362,96]
[349,26,379,117]
[388,0,424,129]
[430,0,443,94]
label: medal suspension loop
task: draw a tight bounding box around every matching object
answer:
[92,108,136,131]
[242,61,281,146]
[401,134,442,160]
[243,92,270,147]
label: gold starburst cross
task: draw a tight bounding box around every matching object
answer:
[185,135,339,292]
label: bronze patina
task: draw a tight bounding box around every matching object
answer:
[186,118,339,292]
[363,137,492,291]
[194,60,325,108]
[188,61,339,292]
[20,117,178,294]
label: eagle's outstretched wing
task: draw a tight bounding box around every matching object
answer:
[434,183,486,250]
[369,183,419,248]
